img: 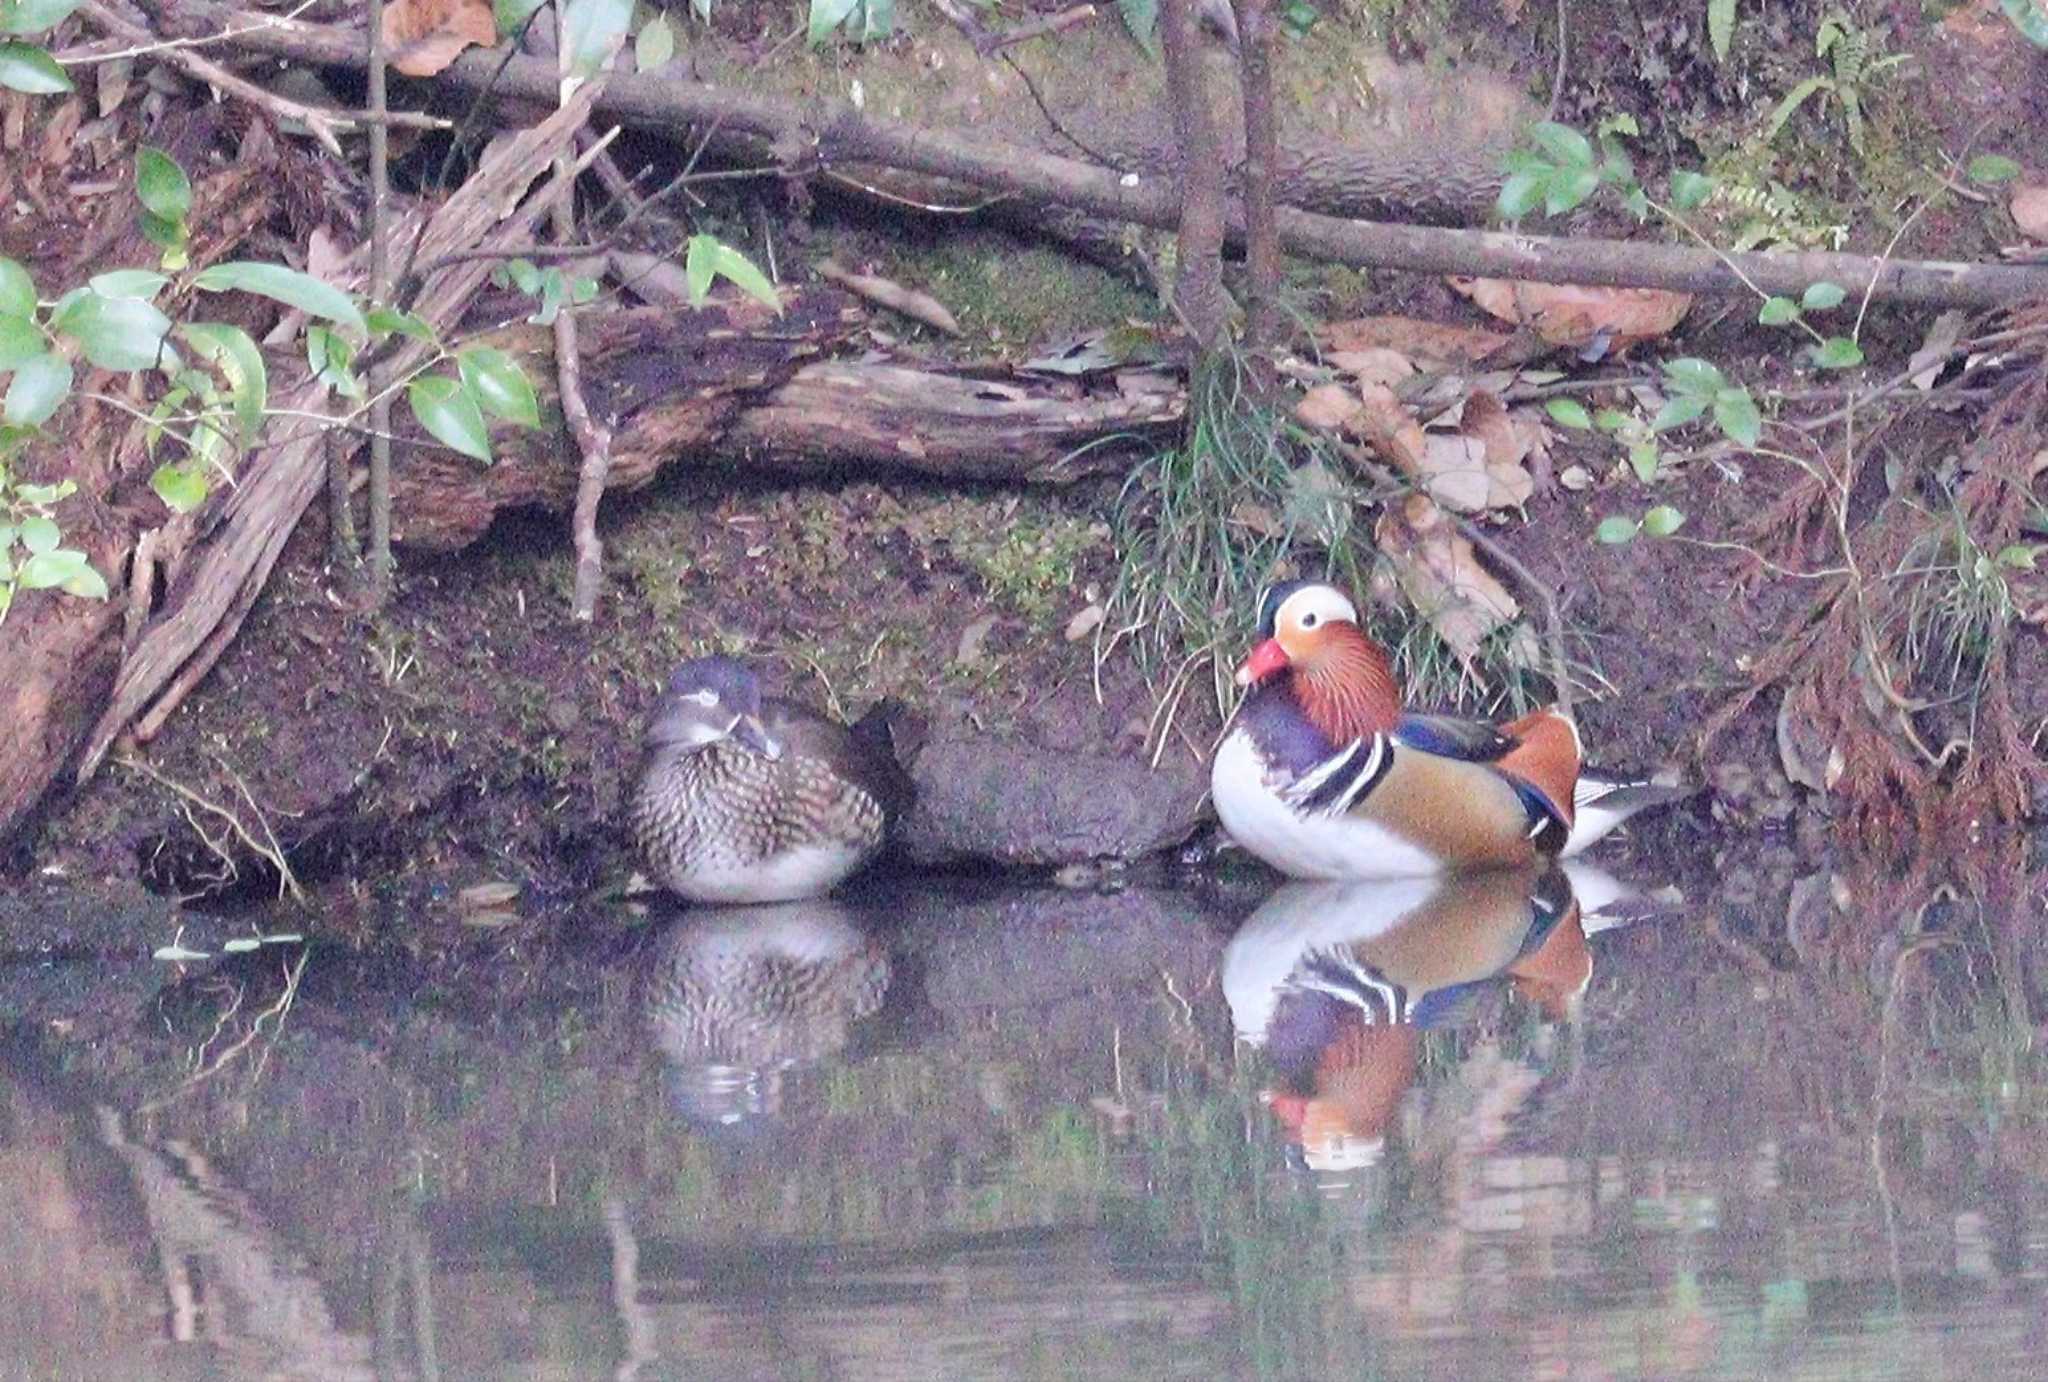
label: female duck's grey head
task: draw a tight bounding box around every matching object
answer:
[646,656,782,759]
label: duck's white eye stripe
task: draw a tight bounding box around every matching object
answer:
[686,689,719,707]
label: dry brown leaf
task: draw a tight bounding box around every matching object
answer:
[2012,184,2048,242]
[1064,603,1106,642]
[1351,381,1430,470]
[1325,347,1417,390]
[1455,390,1534,509]
[1375,494,1541,669]
[459,880,521,909]
[1296,383,1363,432]
[1448,278,1693,352]
[1318,314,1512,369]
[955,613,999,666]
[383,0,498,79]
[816,261,963,336]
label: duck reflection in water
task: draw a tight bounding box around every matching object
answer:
[640,898,892,1137]
[1222,862,1650,1176]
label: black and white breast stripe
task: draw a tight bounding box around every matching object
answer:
[1284,734,1394,817]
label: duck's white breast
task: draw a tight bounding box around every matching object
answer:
[1210,732,1443,880]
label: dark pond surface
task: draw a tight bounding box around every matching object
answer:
[2,852,2047,1380]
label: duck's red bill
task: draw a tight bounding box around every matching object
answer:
[1234,638,1290,686]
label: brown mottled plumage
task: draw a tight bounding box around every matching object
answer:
[630,657,918,904]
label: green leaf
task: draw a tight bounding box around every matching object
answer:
[194,262,366,336]
[88,269,168,300]
[0,41,72,94]
[2000,0,2048,48]
[635,13,675,71]
[1968,154,2022,184]
[19,513,57,553]
[1713,389,1763,446]
[1641,504,1687,537]
[1651,396,1709,432]
[139,210,189,263]
[1114,0,1158,54]
[0,255,33,317]
[306,324,361,398]
[1545,398,1593,429]
[693,0,712,20]
[1812,336,1864,369]
[408,373,492,463]
[58,554,107,599]
[151,462,208,513]
[1527,120,1595,169]
[1800,281,1847,311]
[1545,165,1602,215]
[3,350,68,424]
[51,289,176,371]
[1595,515,1641,544]
[1669,170,1715,211]
[1996,543,2040,569]
[456,345,540,428]
[1758,296,1800,326]
[683,235,782,312]
[134,146,191,221]
[1496,169,1548,221]
[1627,440,1661,482]
[494,0,548,33]
[855,0,895,43]
[1593,408,1633,432]
[1764,76,1830,144]
[1621,185,1651,221]
[569,275,599,304]
[504,258,544,295]
[0,312,41,369]
[809,0,860,46]
[1662,357,1728,396]
[1707,0,1736,61]
[178,321,268,443]
[562,0,633,78]
[9,480,70,508]
[365,305,437,342]
[0,0,84,35]
[15,547,88,590]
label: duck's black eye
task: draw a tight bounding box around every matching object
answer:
[1301,612,1319,629]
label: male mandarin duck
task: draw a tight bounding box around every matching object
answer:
[630,656,919,904]
[1211,580,1690,880]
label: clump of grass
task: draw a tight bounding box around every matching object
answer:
[1894,506,2022,697]
[1100,356,1390,723]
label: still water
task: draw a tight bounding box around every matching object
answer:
[2,853,2045,1380]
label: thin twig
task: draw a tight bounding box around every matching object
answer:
[117,753,304,900]
[1454,515,1575,723]
[365,0,394,601]
[558,9,618,621]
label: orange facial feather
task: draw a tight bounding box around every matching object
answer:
[1291,623,1402,742]
[1494,708,1581,827]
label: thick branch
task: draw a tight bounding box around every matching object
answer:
[1160,0,1228,348]
[156,0,2048,310]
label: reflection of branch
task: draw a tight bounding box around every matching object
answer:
[139,947,310,1115]
[604,1198,659,1382]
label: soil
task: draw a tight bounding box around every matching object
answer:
[10,4,2048,922]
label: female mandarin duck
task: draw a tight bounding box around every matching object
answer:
[630,657,918,904]
[1211,580,1689,880]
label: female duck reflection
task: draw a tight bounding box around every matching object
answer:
[1221,863,1645,1176]
[639,898,892,1133]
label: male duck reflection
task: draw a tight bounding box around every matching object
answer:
[1212,580,1691,879]
[631,656,918,903]
[641,898,892,1130]
[1222,863,1635,1173]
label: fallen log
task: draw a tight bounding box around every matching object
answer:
[156,0,2048,310]
[378,301,1180,552]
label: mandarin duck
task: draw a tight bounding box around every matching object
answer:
[631,656,918,904]
[1211,581,1690,880]
[1222,861,1639,1172]
[641,899,892,1130]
